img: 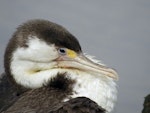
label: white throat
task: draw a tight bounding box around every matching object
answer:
[10,36,59,88]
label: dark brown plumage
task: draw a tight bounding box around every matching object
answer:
[50,97,105,113]
[3,74,105,113]
[0,73,19,112]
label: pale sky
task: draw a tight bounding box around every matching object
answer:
[0,1,150,113]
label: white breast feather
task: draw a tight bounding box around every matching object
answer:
[63,55,117,113]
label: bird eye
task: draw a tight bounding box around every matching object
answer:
[58,48,67,55]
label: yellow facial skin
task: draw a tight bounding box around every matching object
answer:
[66,49,77,59]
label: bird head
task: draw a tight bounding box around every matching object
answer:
[4,19,118,89]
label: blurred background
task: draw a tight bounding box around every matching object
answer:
[0,1,150,113]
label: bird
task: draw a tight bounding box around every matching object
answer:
[2,19,118,113]
[142,94,150,113]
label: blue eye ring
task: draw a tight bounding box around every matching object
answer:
[58,48,67,55]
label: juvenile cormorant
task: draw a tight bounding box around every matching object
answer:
[2,19,118,113]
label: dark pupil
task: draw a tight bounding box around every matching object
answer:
[59,48,66,54]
